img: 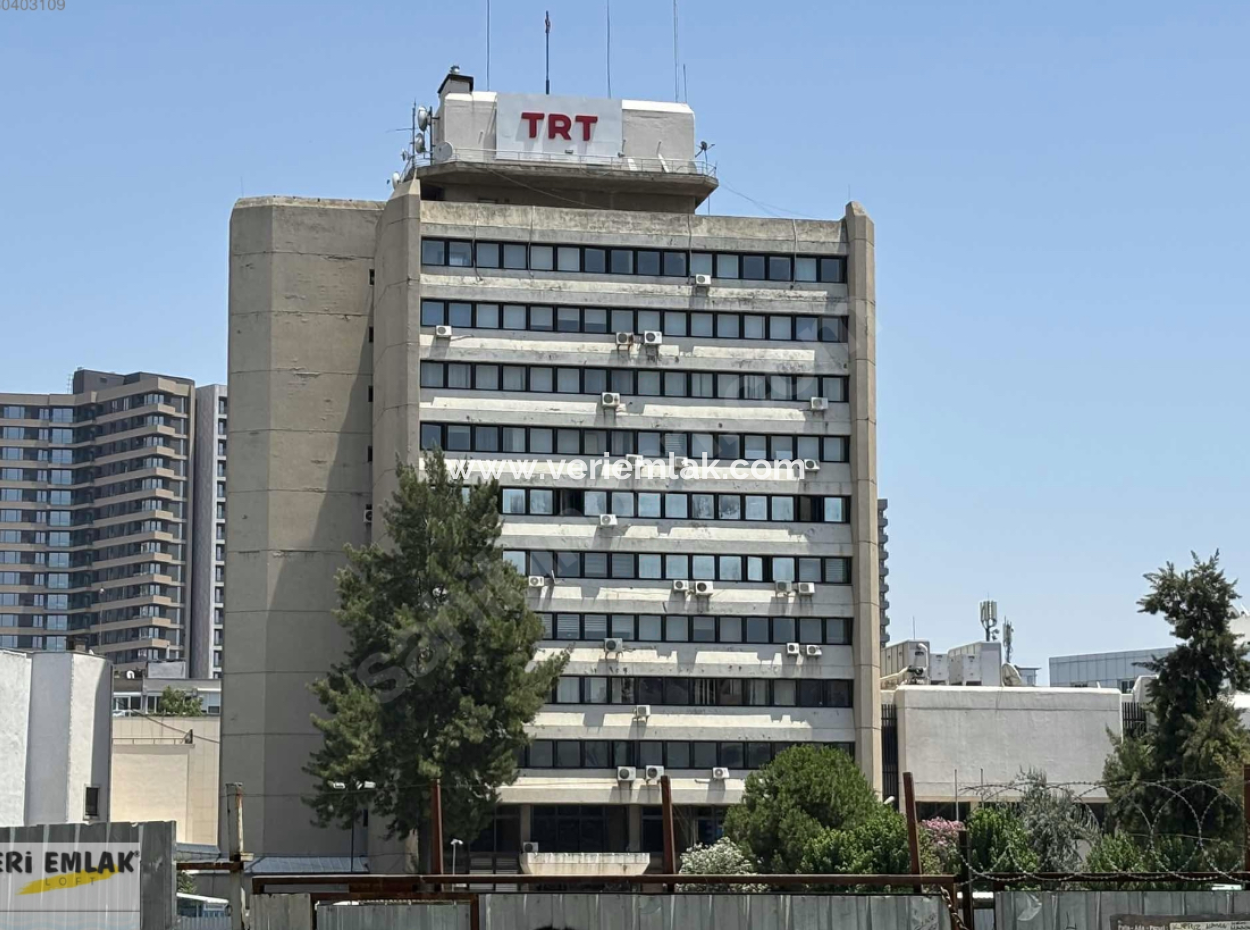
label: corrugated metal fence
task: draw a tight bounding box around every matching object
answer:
[995,891,1250,930]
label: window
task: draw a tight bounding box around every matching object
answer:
[84,786,100,819]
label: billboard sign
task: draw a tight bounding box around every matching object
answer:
[1,842,141,930]
[495,93,623,161]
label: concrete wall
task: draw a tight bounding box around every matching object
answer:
[996,890,1250,930]
[0,650,32,825]
[223,196,380,856]
[112,715,220,846]
[895,685,1120,802]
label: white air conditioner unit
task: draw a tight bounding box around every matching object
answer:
[802,459,820,472]
[693,273,713,287]
[599,513,619,527]
[601,392,621,408]
[617,766,637,782]
[672,580,690,593]
[694,580,715,596]
[774,581,794,595]
[785,642,801,656]
[615,332,634,346]
[645,765,665,781]
[809,396,829,412]
[796,582,816,596]
[522,841,540,854]
[805,644,823,658]
[625,452,644,463]
[527,575,546,588]
[711,767,730,781]
[604,637,625,654]
[435,325,453,339]
[643,331,663,346]
[634,704,651,719]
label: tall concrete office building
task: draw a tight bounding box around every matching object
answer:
[190,384,228,679]
[0,370,195,671]
[225,70,881,860]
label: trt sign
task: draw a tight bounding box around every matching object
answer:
[496,93,623,160]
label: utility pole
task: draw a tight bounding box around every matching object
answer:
[224,783,250,930]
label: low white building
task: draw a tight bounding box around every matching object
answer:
[0,649,113,826]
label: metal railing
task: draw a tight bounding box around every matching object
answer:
[425,147,717,177]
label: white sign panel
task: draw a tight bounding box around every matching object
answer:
[495,93,623,161]
[1,842,141,930]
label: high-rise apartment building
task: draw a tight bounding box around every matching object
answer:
[224,71,880,860]
[0,370,195,671]
[191,384,227,679]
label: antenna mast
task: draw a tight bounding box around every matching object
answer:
[672,0,680,102]
[545,11,551,95]
[486,0,491,90]
[606,0,612,97]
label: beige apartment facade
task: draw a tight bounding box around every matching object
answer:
[224,71,880,861]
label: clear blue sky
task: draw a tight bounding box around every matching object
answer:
[3,0,1247,676]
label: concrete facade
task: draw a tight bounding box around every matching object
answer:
[191,384,228,679]
[0,370,196,671]
[0,649,113,825]
[893,685,1121,803]
[223,74,879,860]
[112,714,220,846]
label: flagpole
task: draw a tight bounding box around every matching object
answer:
[545,11,551,95]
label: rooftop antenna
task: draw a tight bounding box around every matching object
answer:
[486,0,491,90]
[697,140,714,214]
[979,599,999,642]
[545,11,552,95]
[683,63,688,103]
[391,101,431,187]
[606,0,612,97]
[1003,617,1014,664]
[672,0,680,102]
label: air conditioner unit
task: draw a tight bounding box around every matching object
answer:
[643,331,663,346]
[617,766,637,782]
[435,325,453,339]
[693,273,713,287]
[694,580,715,596]
[809,396,829,412]
[363,505,373,525]
[527,575,546,588]
[785,642,801,656]
[634,704,652,719]
[774,581,794,595]
[711,767,730,781]
[599,513,619,527]
[796,582,816,596]
[604,637,625,654]
[645,765,665,781]
[802,459,820,472]
[601,392,621,408]
[522,841,540,854]
[672,580,690,593]
[805,644,823,658]
[615,332,634,346]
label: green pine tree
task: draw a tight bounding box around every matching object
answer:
[304,452,566,868]
[1103,552,1250,869]
[157,686,205,717]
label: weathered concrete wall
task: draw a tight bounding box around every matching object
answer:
[113,716,220,845]
[0,650,32,825]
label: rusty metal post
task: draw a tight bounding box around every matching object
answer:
[661,774,677,892]
[903,772,922,892]
[958,824,974,930]
[430,779,445,887]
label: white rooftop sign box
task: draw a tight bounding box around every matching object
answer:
[495,93,624,161]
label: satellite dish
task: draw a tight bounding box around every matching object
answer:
[414,135,426,154]
[432,141,455,163]
[417,106,431,131]
[391,172,402,188]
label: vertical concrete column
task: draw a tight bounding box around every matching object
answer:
[519,804,533,845]
[844,202,883,792]
[371,180,425,527]
[627,804,642,853]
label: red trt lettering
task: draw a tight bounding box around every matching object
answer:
[547,113,572,140]
[521,112,544,138]
[574,114,598,141]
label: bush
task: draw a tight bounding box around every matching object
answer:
[678,837,766,893]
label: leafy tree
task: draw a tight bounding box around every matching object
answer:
[966,806,1038,876]
[723,745,901,873]
[176,871,197,895]
[1103,553,1249,868]
[678,837,766,892]
[800,805,918,876]
[1084,830,1149,874]
[921,818,963,874]
[304,452,567,868]
[1016,769,1097,872]
[157,687,204,717]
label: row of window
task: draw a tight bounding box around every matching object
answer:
[501,488,848,524]
[0,614,69,630]
[420,300,848,343]
[420,424,850,463]
[505,550,852,584]
[421,239,849,284]
[0,531,71,546]
[0,635,66,650]
[0,488,74,503]
[420,362,847,404]
[0,427,76,443]
[522,739,854,770]
[536,613,852,646]
[0,510,71,526]
[1,448,76,463]
[0,468,80,484]
[0,551,72,567]
[0,593,69,608]
[1,406,74,422]
[550,676,854,708]
[0,572,71,588]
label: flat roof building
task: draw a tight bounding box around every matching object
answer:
[1049,648,1171,691]
[223,71,881,862]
